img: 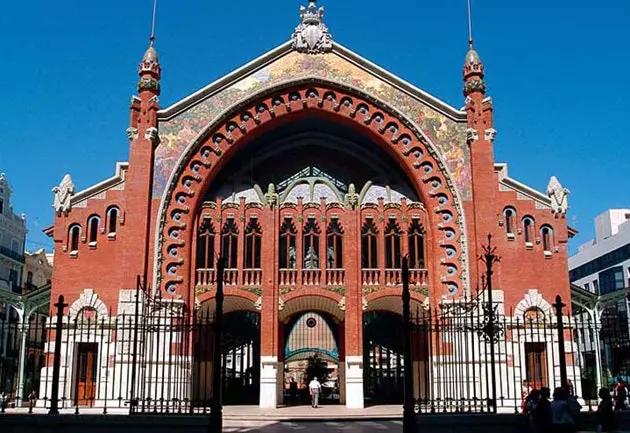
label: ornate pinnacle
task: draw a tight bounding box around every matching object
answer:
[292,0,333,54]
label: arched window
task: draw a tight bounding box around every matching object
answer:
[87,215,100,244]
[524,307,546,325]
[408,219,425,269]
[503,207,516,235]
[541,225,553,252]
[68,224,81,253]
[385,218,402,269]
[26,271,33,291]
[106,206,119,235]
[522,216,535,244]
[326,219,343,269]
[303,218,320,269]
[361,218,378,269]
[244,218,262,269]
[196,218,215,269]
[221,217,239,269]
[279,218,297,269]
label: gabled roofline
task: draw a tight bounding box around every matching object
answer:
[494,163,552,208]
[158,41,467,122]
[71,162,128,205]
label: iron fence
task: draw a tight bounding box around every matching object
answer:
[1,290,629,415]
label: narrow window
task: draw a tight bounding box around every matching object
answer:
[326,219,343,269]
[106,207,119,235]
[523,217,534,243]
[303,218,320,269]
[385,218,402,269]
[0,198,3,214]
[541,226,553,251]
[196,218,215,269]
[221,217,239,269]
[361,218,378,269]
[69,225,81,253]
[408,219,425,269]
[87,215,100,244]
[244,218,262,269]
[279,218,297,269]
[26,271,33,290]
[503,207,516,235]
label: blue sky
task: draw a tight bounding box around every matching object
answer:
[0,0,627,254]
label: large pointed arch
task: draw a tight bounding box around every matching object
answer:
[155,79,468,301]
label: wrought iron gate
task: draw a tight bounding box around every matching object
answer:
[221,311,260,405]
[363,311,405,405]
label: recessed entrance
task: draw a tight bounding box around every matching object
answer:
[363,311,405,405]
[74,342,98,407]
[283,312,340,405]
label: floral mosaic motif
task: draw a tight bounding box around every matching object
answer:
[154,51,471,200]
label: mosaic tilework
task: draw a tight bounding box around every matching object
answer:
[154,50,470,200]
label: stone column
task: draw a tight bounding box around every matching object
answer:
[259,202,279,408]
[344,207,364,408]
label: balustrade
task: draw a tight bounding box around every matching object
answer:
[302,269,321,286]
[279,269,298,286]
[384,269,402,286]
[361,269,381,286]
[196,268,215,286]
[326,269,345,286]
[410,268,428,286]
[224,269,239,286]
[242,269,262,286]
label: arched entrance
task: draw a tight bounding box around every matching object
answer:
[158,80,466,408]
[283,311,340,405]
[222,310,260,405]
[363,311,405,405]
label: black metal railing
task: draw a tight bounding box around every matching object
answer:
[0,245,25,264]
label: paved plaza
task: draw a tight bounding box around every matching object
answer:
[224,420,403,432]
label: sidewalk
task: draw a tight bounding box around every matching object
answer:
[223,405,402,421]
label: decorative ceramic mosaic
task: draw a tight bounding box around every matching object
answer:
[154,50,471,200]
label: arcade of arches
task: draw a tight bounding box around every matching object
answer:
[188,116,436,408]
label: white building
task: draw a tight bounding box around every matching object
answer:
[0,173,27,292]
[569,209,630,397]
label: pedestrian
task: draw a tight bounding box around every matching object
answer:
[524,389,540,432]
[289,377,298,405]
[308,376,321,409]
[551,387,576,433]
[522,380,532,413]
[533,387,552,433]
[595,388,617,433]
[613,378,627,411]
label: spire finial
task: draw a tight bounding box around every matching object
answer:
[467,0,474,49]
[150,0,158,46]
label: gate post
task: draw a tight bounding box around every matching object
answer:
[480,234,500,414]
[554,295,568,389]
[48,295,67,415]
[402,257,415,432]
[210,256,226,432]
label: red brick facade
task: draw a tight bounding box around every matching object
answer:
[46,34,573,403]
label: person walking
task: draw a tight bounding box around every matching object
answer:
[596,388,617,433]
[289,377,298,405]
[308,376,322,408]
[614,378,627,412]
[551,387,576,433]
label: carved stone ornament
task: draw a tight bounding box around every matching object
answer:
[463,79,487,96]
[126,127,138,141]
[466,128,479,144]
[291,0,333,54]
[546,176,570,217]
[484,128,497,143]
[52,174,75,214]
[145,127,161,146]
[264,183,278,208]
[345,183,359,209]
